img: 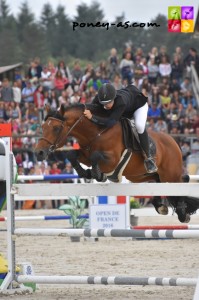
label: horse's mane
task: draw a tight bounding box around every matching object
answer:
[44,110,65,121]
[45,103,107,121]
[86,104,105,115]
[64,103,105,115]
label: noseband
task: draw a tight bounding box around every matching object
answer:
[39,114,84,152]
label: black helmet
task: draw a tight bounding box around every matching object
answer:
[98,83,116,104]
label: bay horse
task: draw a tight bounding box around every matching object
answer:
[35,103,199,223]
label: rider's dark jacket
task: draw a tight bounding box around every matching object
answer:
[90,85,148,127]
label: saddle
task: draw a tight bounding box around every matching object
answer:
[106,119,156,182]
[120,118,156,156]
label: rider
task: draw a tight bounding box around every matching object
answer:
[83,83,158,173]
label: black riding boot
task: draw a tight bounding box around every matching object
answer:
[138,130,158,173]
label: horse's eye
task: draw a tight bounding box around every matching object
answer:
[54,126,60,133]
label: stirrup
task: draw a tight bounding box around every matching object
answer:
[144,157,158,174]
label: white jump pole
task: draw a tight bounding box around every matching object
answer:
[189,175,199,181]
[17,174,79,181]
[17,174,199,181]
[0,125,16,291]
[12,182,199,200]
[14,228,199,239]
[193,274,199,300]
[17,275,197,286]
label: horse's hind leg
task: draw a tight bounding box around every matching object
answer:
[159,171,193,223]
[176,198,191,223]
[168,194,199,223]
[168,196,191,223]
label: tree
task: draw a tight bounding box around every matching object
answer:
[53,5,72,58]
[0,0,21,65]
[145,14,169,54]
[16,1,48,64]
[0,0,10,21]
[0,27,21,65]
[20,23,48,64]
[72,1,105,60]
[16,1,35,42]
[0,0,15,30]
[40,3,56,56]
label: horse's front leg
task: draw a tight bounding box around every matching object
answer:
[66,150,92,179]
[65,150,92,179]
[90,151,107,182]
[151,196,169,215]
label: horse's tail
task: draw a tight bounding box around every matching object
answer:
[167,195,199,223]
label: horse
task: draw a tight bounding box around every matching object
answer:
[35,103,199,223]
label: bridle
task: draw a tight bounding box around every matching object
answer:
[39,114,84,152]
[39,105,108,153]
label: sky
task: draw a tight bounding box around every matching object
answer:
[5,0,199,23]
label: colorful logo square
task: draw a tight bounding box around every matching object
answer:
[168,20,181,32]
[181,7,194,20]
[168,7,181,20]
[168,6,194,33]
[181,20,194,32]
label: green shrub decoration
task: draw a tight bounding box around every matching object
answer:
[130,197,141,209]
[59,196,88,228]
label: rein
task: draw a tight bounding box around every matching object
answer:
[40,115,84,152]
[40,106,108,153]
[80,103,108,151]
[80,127,108,152]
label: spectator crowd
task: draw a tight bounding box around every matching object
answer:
[0,44,199,209]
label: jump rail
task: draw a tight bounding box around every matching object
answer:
[132,225,199,230]
[17,174,79,181]
[0,215,89,222]
[1,215,199,227]
[16,174,199,181]
[17,275,197,286]
[14,228,199,239]
[13,182,199,200]
[189,175,199,181]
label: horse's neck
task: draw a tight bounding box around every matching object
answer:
[70,118,100,146]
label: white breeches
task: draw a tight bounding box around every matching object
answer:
[133,103,148,134]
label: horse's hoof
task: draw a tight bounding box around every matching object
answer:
[176,200,189,223]
[184,214,191,223]
[178,213,190,223]
[94,173,107,182]
[157,205,168,215]
[101,174,107,182]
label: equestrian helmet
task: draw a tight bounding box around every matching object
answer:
[98,83,116,104]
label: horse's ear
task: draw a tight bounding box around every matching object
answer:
[45,104,51,114]
[59,104,65,117]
